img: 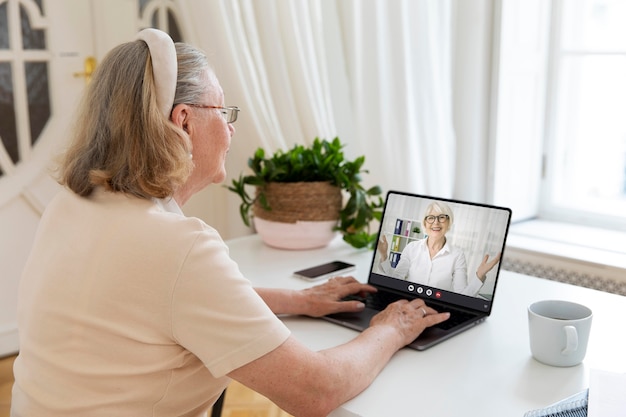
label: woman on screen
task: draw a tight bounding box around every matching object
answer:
[376,201,501,296]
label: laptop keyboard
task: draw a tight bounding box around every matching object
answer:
[346,291,478,331]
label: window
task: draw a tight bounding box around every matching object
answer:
[138,0,183,42]
[541,0,626,230]
[0,0,50,179]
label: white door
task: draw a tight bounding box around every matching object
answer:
[0,0,142,355]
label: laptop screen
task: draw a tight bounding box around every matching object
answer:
[368,191,512,314]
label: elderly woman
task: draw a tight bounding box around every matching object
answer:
[11,29,449,417]
[377,201,501,296]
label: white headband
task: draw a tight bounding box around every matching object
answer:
[136,28,177,117]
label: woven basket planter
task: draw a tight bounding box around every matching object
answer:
[252,181,342,249]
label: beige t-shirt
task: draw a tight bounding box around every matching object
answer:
[11,187,290,416]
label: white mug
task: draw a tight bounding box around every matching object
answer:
[528,300,592,367]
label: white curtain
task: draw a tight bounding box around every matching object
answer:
[216,0,455,192]
[218,0,338,150]
[185,0,457,238]
[334,0,456,195]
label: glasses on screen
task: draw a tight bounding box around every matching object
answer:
[424,214,450,224]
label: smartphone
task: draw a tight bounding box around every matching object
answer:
[293,261,356,281]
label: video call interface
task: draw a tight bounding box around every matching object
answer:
[369,192,511,312]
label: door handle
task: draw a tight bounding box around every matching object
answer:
[73,56,97,84]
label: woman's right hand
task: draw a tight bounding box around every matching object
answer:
[377,235,389,261]
[370,299,450,347]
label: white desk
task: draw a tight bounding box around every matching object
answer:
[227,234,626,417]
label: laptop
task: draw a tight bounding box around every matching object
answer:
[322,190,512,350]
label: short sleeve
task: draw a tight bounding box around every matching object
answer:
[171,228,291,377]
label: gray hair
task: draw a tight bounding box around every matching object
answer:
[60,40,213,199]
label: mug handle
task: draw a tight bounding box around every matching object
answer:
[562,325,578,354]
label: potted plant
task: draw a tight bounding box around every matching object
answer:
[228,137,384,250]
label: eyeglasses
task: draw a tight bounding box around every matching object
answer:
[188,104,240,123]
[424,214,450,224]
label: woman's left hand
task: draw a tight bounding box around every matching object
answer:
[300,276,377,317]
[476,252,502,281]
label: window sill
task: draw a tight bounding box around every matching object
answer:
[503,219,626,295]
